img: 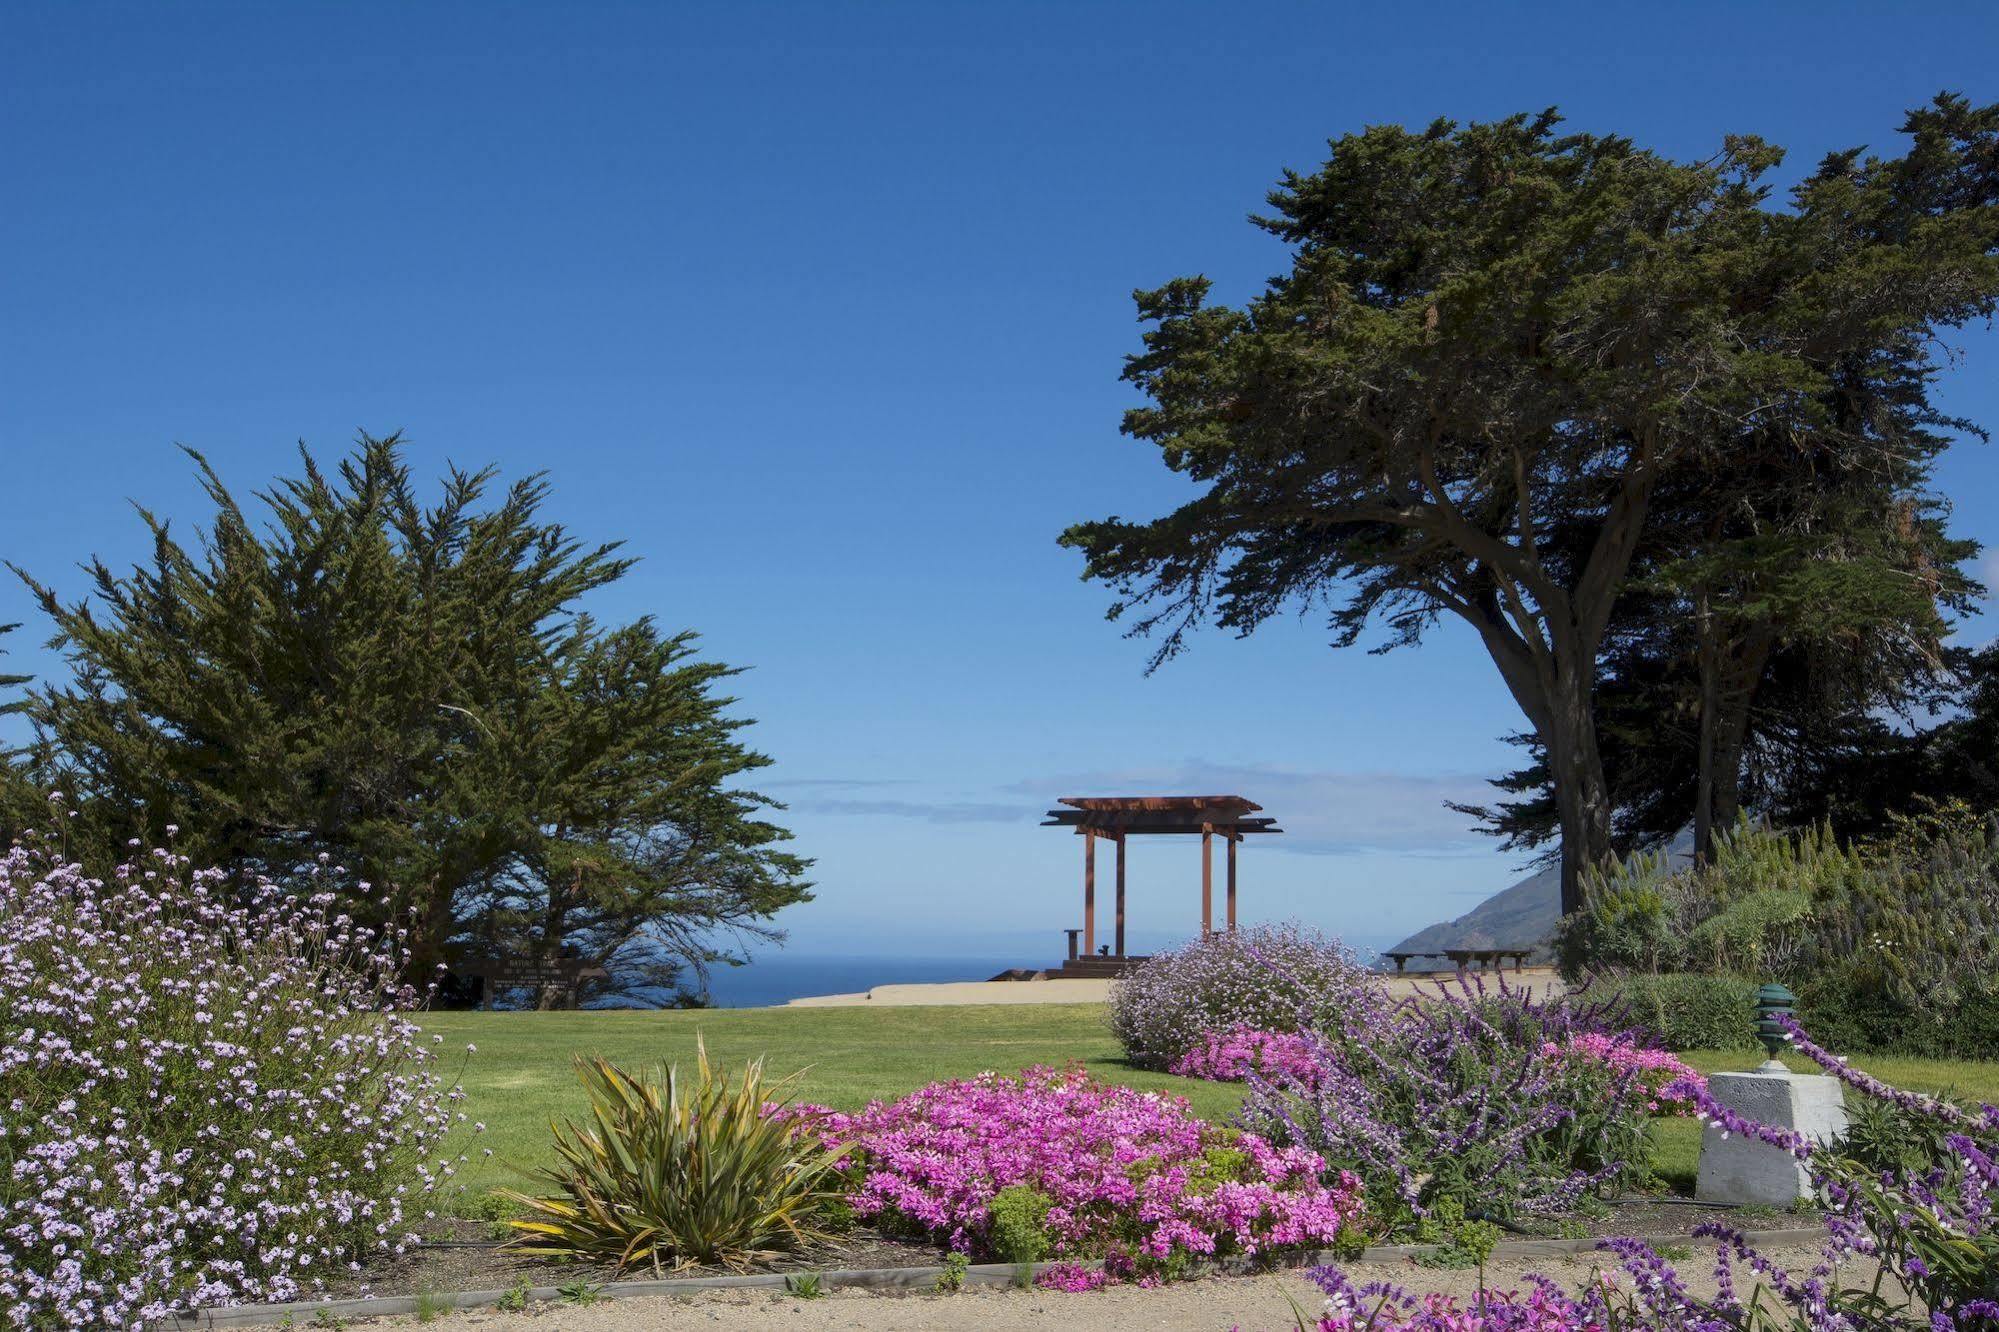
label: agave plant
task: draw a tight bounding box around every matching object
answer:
[496,1041,848,1272]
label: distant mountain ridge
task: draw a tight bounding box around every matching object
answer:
[1388,831,1695,959]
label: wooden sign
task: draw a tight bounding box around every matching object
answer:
[460,957,609,987]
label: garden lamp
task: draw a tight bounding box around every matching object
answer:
[1754,983,1795,1069]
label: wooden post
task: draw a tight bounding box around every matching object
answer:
[1226,830,1238,931]
[1114,833,1127,957]
[1200,825,1213,934]
[1083,829,1097,957]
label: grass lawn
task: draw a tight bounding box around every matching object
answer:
[422,1003,1999,1212]
[1647,1049,1999,1194]
[422,1002,1241,1205]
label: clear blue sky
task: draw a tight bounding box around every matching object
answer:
[5,2,1997,960]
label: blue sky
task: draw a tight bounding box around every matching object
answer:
[4,1,1997,961]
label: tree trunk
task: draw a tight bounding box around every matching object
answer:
[1694,589,1720,863]
[1453,594,1615,918]
[1695,626,1773,859]
[1542,673,1615,917]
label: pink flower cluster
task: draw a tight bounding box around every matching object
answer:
[1035,1261,1114,1292]
[1170,1026,1324,1087]
[0,824,463,1325]
[787,1066,1362,1267]
[1539,1033,1706,1113]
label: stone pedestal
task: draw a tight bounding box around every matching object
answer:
[1694,1065,1848,1206]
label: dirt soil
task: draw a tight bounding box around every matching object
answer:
[249,1239,1881,1332]
[1536,1196,1815,1239]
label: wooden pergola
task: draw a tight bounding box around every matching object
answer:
[1041,795,1282,957]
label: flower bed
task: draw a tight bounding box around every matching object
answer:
[0,827,461,1325]
[1266,1018,1999,1330]
[786,1066,1363,1274]
[1233,975,1664,1228]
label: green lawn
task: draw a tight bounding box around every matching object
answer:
[422,1002,1243,1205]
[421,1004,1999,1212]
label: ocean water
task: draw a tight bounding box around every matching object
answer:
[697,954,1029,1009]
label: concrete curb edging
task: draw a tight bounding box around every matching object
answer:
[165,1226,1832,1329]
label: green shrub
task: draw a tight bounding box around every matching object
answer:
[1561,815,1999,1058]
[987,1185,1053,1264]
[1838,1087,1978,1179]
[497,1041,848,1272]
[1584,973,1758,1051]
[934,1251,971,1293]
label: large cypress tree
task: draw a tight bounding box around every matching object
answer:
[1064,97,1999,912]
[15,437,809,1001]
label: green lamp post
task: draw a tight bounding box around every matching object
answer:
[1754,983,1795,1069]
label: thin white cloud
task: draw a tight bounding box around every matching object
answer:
[784,760,1503,851]
[788,796,1029,825]
[1007,760,1497,857]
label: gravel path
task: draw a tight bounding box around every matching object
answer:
[314,1241,1871,1331]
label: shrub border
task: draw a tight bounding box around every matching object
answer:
[165,1227,1830,1328]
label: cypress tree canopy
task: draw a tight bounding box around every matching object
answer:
[1065,98,1999,909]
[14,436,809,1002]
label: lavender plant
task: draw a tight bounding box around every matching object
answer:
[0,817,463,1326]
[1287,1027,1999,1328]
[1682,1016,1998,1323]
[1238,974,1659,1230]
[1108,923,1377,1070]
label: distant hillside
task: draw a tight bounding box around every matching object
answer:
[1389,831,1695,960]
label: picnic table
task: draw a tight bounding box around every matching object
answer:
[1382,947,1534,974]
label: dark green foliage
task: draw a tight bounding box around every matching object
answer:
[1793,969,1999,1062]
[0,621,39,842]
[1582,974,1759,1052]
[1838,1088,1981,1179]
[987,1185,1052,1264]
[12,437,809,999]
[1067,98,1999,912]
[1564,816,1999,1056]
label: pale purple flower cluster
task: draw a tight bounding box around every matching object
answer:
[783,1066,1363,1268]
[0,825,461,1327]
[1169,1026,1324,1087]
[1109,923,1376,1070]
[1305,1267,1604,1330]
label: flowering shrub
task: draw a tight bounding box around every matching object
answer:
[1171,1026,1323,1087]
[1683,1016,1997,1323]
[784,1066,1363,1273]
[0,826,461,1325]
[1538,1032,1705,1113]
[1272,1019,1999,1330]
[1109,923,1379,1070]
[1239,975,1659,1228]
